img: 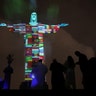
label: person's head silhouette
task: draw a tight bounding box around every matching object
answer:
[74,51,81,57]
[38,59,42,63]
[52,59,58,63]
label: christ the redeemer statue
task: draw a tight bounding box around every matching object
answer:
[0,12,69,81]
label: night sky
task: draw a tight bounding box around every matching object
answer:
[0,0,96,89]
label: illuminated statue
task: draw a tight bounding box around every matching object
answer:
[29,12,38,26]
[0,12,69,81]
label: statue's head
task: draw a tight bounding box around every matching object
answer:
[31,12,37,21]
[29,12,38,26]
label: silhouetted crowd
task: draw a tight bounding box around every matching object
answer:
[0,50,96,90]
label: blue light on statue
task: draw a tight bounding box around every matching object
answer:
[0,23,7,26]
[59,23,69,27]
[29,12,38,26]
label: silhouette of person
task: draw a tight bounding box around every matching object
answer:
[50,59,66,89]
[74,51,88,89]
[19,81,30,89]
[86,57,96,90]
[31,59,48,89]
[3,54,14,89]
[64,56,76,89]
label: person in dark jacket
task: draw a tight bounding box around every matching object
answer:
[31,59,48,89]
[74,51,88,89]
[50,59,66,89]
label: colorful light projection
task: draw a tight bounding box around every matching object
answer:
[0,12,69,81]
